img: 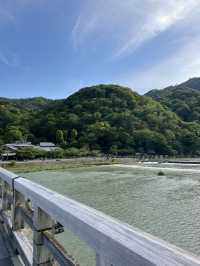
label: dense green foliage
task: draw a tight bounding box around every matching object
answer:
[0,97,52,144]
[14,147,100,160]
[1,83,200,156]
[147,78,200,122]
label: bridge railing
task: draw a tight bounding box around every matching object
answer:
[0,167,200,266]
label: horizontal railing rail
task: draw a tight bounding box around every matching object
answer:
[0,167,200,266]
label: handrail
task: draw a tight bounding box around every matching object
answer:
[0,167,200,266]
[0,167,19,186]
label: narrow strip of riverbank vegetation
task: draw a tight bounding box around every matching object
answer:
[0,158,120,173]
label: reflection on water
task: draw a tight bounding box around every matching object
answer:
[23,163,200,265]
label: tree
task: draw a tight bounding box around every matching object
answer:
[176,103,191,121]
[70,129,78,146]
[110,145,118,155]
[5,126,23,143]
[56,130,66,146]
[47,148,64,159]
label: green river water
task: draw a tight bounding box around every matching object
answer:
[22,163,200,265]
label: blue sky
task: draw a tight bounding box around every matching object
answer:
[0,0,200,98]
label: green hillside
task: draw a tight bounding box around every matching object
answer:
[1,84,200,155]
[179,77,200,91]
[0,97,52,144]
[146,78,200,122]
[0,85,200,155]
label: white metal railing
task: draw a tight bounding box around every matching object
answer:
[0,167,200,266]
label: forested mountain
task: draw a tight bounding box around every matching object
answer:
[0,97,52,111]
[178,77,200,91]
[1,84,200,156]
[0,97,53,144]
[146,78,200,122]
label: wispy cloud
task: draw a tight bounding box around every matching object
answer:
[72,0,200,58]
[115,0,199,58]
[0,0,46,23]
[0,51,20,67]
[122,36,200,93]
[72,13,98,49]
[0,0,46,69]
[0,7,15,22]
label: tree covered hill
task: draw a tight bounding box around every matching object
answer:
[178,77,200,91]
[0,97,53,144]
[0,97,52,111]
[1,84,200,155]
[146,78,200,122]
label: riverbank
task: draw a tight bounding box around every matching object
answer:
[1,157,200,173]
[0,157,123,173]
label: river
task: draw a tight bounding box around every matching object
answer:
[22,163,200,265]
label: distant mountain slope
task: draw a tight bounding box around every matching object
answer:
[31,84,200,155]
[0,97,54,145]
[178,77,200,91]
[0,97,52,111]
[146,78,200,122]
[1,84,200,155]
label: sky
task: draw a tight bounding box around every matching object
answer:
[0,0,200,98]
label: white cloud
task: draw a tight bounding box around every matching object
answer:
[72,13,98,49]
[0,0,47,70]
[0,0,45,23]
[122,37,200,93]
[72,0,200,58]
[0,51,20,67]
[72,0,200,92]
[0,8,14,22]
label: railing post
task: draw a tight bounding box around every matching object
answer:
[12,190,25,230]
[0,179,2,208]
[33,205,54,266]
[2,181,10,211]
[0,179,2,195]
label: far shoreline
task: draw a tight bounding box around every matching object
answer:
[0,157,122,173]
[1,156,200,174]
